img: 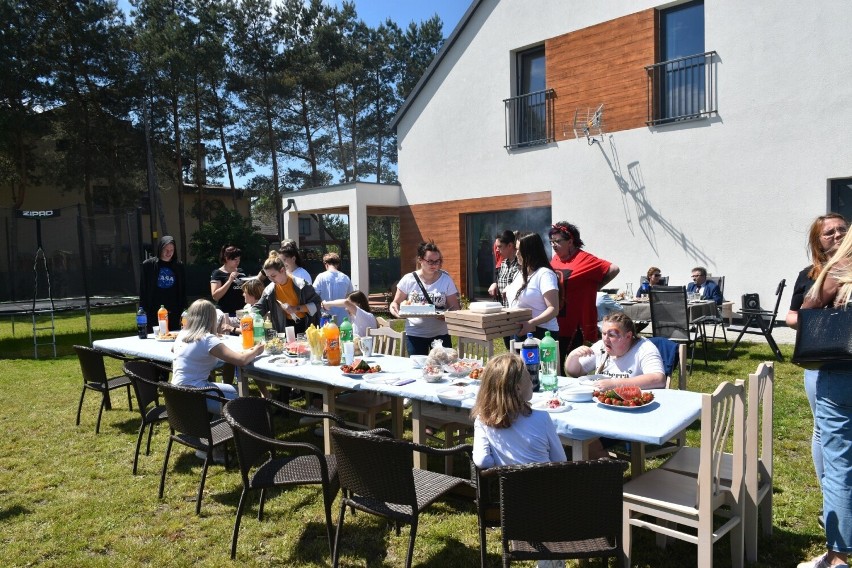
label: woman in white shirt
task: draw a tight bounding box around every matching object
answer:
[172,299,264,413]
[504,232,560,340]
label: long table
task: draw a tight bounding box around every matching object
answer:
[92,336,702,472]
[621,298,717,323]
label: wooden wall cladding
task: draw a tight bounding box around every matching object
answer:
[398,191,552,292]
[546,9,656,140]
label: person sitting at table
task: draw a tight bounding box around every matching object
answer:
[596,291,623,321]
[636,266,663,297]
[564,312,665,391]
[321,290,377,337]
[686,266,723,305]
[171,299,264,415]
[470,353,566,469]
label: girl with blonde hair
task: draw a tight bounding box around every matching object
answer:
[470,353,565,469]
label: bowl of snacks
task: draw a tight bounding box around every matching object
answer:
[265,336,285,355]
[422,364,445,383]
[410,355,428,368]
[442,358,482,378]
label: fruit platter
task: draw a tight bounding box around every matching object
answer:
[593,385,655,409]
[339,358,382,377]
[442,359,482,378]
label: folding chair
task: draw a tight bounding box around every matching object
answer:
[726,279,786,361]
[648,286,707,368]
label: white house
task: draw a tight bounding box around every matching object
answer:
[384,0,852,312]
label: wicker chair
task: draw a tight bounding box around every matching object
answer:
[74,345,133,433]
[157,382,232,514]
[329,426,473,568]
[473,465,502,568]
[485,459,628,566]
[222,397,344,560]
[123,360,170,474]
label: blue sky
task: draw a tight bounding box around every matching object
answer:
[116,1,469,34]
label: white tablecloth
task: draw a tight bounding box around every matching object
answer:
[92,336,702,469]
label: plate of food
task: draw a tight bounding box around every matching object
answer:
[421,364,445,383]
[155,331,179,342]
[270,356,306,367]
[436,386,471,401]
[442,359,482,378]
[532,397,572,413]
[340,359,382,378]
[364,375,396,385]
[593,386,656,409]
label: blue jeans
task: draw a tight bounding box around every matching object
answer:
[805,369,824,481]
[207,383,238,415]
[816,367,852,553]
[406,334,451,356]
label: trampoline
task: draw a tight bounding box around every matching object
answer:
[0,296,138,359]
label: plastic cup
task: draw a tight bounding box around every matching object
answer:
[343,341,355,365]
[360,336,374,357]
[286,326,296,343]
[152,326,160,337]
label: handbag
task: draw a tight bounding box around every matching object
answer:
[792,307,852,369]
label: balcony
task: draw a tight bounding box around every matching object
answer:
[646,51,717,126]
[504,89,555,149]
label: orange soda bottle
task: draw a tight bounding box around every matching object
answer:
[240,311,254,349]
[157,305,169,334]
[324,318,341,366]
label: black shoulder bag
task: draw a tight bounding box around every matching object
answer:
[792,307,852,369]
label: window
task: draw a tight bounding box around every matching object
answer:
[504,46,554,148]
[464,207,552,299]
[298,216,311,237]
[646,0,716,124]
[830,178,852,221]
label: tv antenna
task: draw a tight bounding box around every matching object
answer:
[572,103,604,145]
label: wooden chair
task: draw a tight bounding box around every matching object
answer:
[123,360,170,474]
[74,345,133,433]
[485,460,628,566]
[660,361,774,562]
[329,427,472,568]
[622,380,746,568]
[375,316,390,328]
[368,326,406,357]
[456,336,494,362]
[649,285,707,368]
[726,279,787,361]
[222,397,343,560]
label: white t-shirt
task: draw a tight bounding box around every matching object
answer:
[291,266,312,285]
[351,306,378,337]
[473,410,567,468]
[577,337,664,379]
[171,332,223,389]
[504,267,559,331]
[396,271,458,338]
[313,269,353,325]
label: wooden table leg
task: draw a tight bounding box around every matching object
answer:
[391,396,404,439]
[412,400,428,469]
[630,442,646,477]
[236,366,250,397]
[320,386,336,455]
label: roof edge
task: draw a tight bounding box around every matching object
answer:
[390,0,484,132]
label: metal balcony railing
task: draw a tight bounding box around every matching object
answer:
[646,51,717,126]
[504,89,555,149]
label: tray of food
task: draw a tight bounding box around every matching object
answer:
[593,385,655,409]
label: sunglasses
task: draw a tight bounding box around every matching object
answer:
[422,258,443,266]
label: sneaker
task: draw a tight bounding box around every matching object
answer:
[798,554,849,568]
[299,416,323,426]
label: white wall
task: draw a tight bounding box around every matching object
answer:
[397,0,852,308]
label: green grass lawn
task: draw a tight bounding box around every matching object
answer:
[0,307,829,566]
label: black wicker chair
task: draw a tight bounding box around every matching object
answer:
[158,381,232,514]
[329,426,473,568]
[123,360,170,474]
[473,464,502,567]
[74,345,133,433]
[222,397,345,560]
[485,459,628,567]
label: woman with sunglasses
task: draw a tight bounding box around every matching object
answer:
[636,266,663,298]
[564,312,665,391]
[389,240,461,355]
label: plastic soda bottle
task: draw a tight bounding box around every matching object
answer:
[521,332,541,392]
[240,308,254,349]
[539,331,558,391]
[180,309,188,329]
[319,310,331,328]
[157,305,169,334]
[252,309,264,345]
[339,316,353,343]
[136,306,148,339]
[263,314,275,342]
[324,317,341,366]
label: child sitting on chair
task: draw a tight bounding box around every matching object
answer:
[470,353,566,469]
